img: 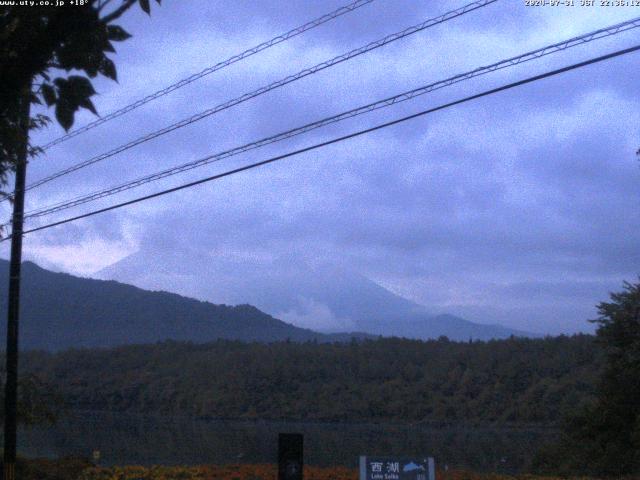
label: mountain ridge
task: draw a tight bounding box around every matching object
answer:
[0,260,373,350]
[97,249,537,340]
[0,258,534,351]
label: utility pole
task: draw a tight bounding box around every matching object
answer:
[3,84,31,480]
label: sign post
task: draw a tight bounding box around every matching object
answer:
[278,433,303,480]
[359,456,435,480]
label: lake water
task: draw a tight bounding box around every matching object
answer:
[18,411,558,474]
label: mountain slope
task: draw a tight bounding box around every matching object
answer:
[97,249,425,332]
[97,248,535,340]
[0,260,345,350]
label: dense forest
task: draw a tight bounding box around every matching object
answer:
[21,335,600,425]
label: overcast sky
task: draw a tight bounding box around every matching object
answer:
[2,0,639,334]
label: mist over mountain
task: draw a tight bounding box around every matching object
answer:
[96,248,535,340]
[0,259,362,351]
[0,253,533,351]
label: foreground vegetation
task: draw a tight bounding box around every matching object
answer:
[77,464,633,480]
[4,458,635,480]
[534,281,640,477]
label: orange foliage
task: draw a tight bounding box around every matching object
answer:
[78,464,358,480]
[76,464,612,480]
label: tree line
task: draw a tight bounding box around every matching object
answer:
[20,334,600,425]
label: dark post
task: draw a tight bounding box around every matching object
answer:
[278,433,303,480]
[3,85,31,480]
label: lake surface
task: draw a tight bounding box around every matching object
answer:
[18,411,558,474]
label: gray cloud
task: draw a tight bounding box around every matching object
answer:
[3,0,639,335]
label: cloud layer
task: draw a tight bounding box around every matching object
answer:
[3,0,639,334]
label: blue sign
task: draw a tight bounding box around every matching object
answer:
[359,456,435,480]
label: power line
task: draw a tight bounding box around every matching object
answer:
[14,0,497,199]
[9,43,639,240]
[39,0,377,151]
[16,15,640,223]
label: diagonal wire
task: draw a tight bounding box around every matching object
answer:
[8,43,640,240]
[14,0,498,199]
[16,15,640,224]
[39,0,378,151]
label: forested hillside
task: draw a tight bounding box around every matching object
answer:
[0,260,523,350]
[0,261,361,350]
[22,335,600,424]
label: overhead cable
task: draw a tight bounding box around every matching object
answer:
[18,16,640,222]
[9,43,639,239]
[39,0,378,151]
[15,0,497,199]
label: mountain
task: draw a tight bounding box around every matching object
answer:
[0,260,369,351]
[96,248,535,340]
[0,253,533,351]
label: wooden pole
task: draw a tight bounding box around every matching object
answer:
[3,84,31,480]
